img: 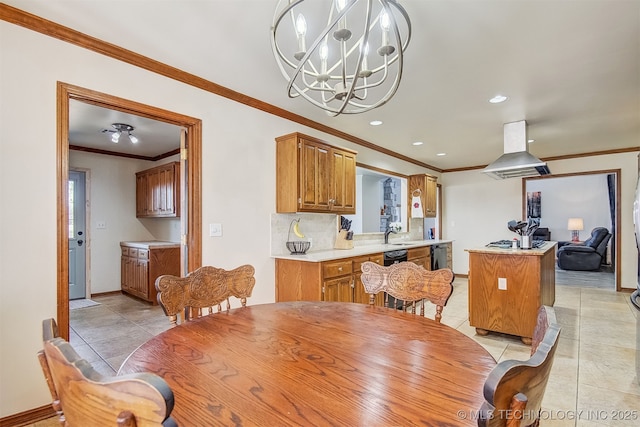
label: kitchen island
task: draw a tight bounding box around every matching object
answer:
[465,241,556,344]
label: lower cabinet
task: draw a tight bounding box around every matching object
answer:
[322,259,354,302]
[352,254,384,305]
[120,242,180,304]
[408,246,431,270]
[275,252,383,305]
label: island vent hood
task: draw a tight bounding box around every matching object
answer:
[482,120,550,179]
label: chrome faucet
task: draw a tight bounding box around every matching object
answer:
[384,227,397,244]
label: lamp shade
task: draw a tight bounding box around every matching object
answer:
[567,218,584,231]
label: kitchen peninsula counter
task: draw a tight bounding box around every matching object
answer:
[274,240,453,303]
[272,239,452,262]
[465,241,557,344]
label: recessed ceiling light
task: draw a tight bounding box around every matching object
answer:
[412,141,423,146]
[489,95,508,104]
[369,120,383,126]
[528,139,535,143]
[436,152,447,156]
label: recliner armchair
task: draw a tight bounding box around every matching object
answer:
[556,227,611,271]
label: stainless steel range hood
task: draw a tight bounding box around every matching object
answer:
[482,120,550,179]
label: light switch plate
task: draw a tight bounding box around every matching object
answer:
[209,223,222,237]
[498,277,507,290]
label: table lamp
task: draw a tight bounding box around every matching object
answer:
[567,218,584,242]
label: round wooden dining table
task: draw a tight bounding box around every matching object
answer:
[119,301,496,426]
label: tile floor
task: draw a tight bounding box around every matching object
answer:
[31,278,639,427]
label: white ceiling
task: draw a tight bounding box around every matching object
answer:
[8,0,640,169]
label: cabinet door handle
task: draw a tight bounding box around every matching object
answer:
[338,267,343,272]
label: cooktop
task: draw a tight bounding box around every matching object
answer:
[486,239,545,249]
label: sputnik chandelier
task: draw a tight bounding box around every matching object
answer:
[101,123,139,144]
[271,0,411,116]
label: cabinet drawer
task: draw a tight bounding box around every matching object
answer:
[368,254,384,266]
[322,260,352,279]
[351,256,369,273]
[408,247,430,260]
[352,254,383,272]
[128,248,139,258]
[121,247,130,256]
[137,249,149,260]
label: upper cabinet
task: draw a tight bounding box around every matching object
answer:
[136,162,180,218]
[409,174,438,218]
[276,133,356,214]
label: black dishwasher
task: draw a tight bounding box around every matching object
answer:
[431,244,448,270]
[383,249,408,266]
[383,249,408,309]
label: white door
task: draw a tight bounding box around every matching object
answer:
[68,170,86,300]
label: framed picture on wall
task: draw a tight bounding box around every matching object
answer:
[527,191,541,221]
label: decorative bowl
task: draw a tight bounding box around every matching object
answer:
[286,241,310,255]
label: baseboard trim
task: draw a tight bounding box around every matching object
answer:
[91,290,123,297]
[0,405,55,427]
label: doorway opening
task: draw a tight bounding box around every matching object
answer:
[56,82,203,340]
[523,169,621,291]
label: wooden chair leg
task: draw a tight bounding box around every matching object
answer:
[117,410,137,427]
[506,392,528,427]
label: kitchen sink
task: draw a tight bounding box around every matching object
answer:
[391,243,414,246]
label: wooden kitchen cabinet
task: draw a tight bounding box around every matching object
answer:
[408,246,431,270]
[120,242,180,304]
[276,132,356,214]
[409,174,438,217]
[322,259,353,302]
[136,162,180,218]
[352,254,384,305]
[276,253,385,304]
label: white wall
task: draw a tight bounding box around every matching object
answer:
[442,153,638,290]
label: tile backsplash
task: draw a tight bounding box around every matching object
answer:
[270,213,414,255]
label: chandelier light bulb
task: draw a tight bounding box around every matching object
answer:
[271,0,412,115]
[319,43,329,61]
[111,132,120,143]
[380,11,390,30]
[295,14,307,36]
[295,13,307,59]
[128,133,139,144]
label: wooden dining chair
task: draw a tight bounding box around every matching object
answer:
[37,319,63,423]
[38,318,177,426]
[531,305,557,356]
[478,323,561,427]
[360,261,454,322]
[156,264,256,325]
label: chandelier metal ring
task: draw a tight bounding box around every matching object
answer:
[271,0,412,116]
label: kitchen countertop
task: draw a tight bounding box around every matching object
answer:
[272,239,453,262]
[465,241,557,256]
[120,240,180,249]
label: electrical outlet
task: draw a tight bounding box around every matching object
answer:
[498,277,507,290]
[96,221,106,229]
[209,223,222,237]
